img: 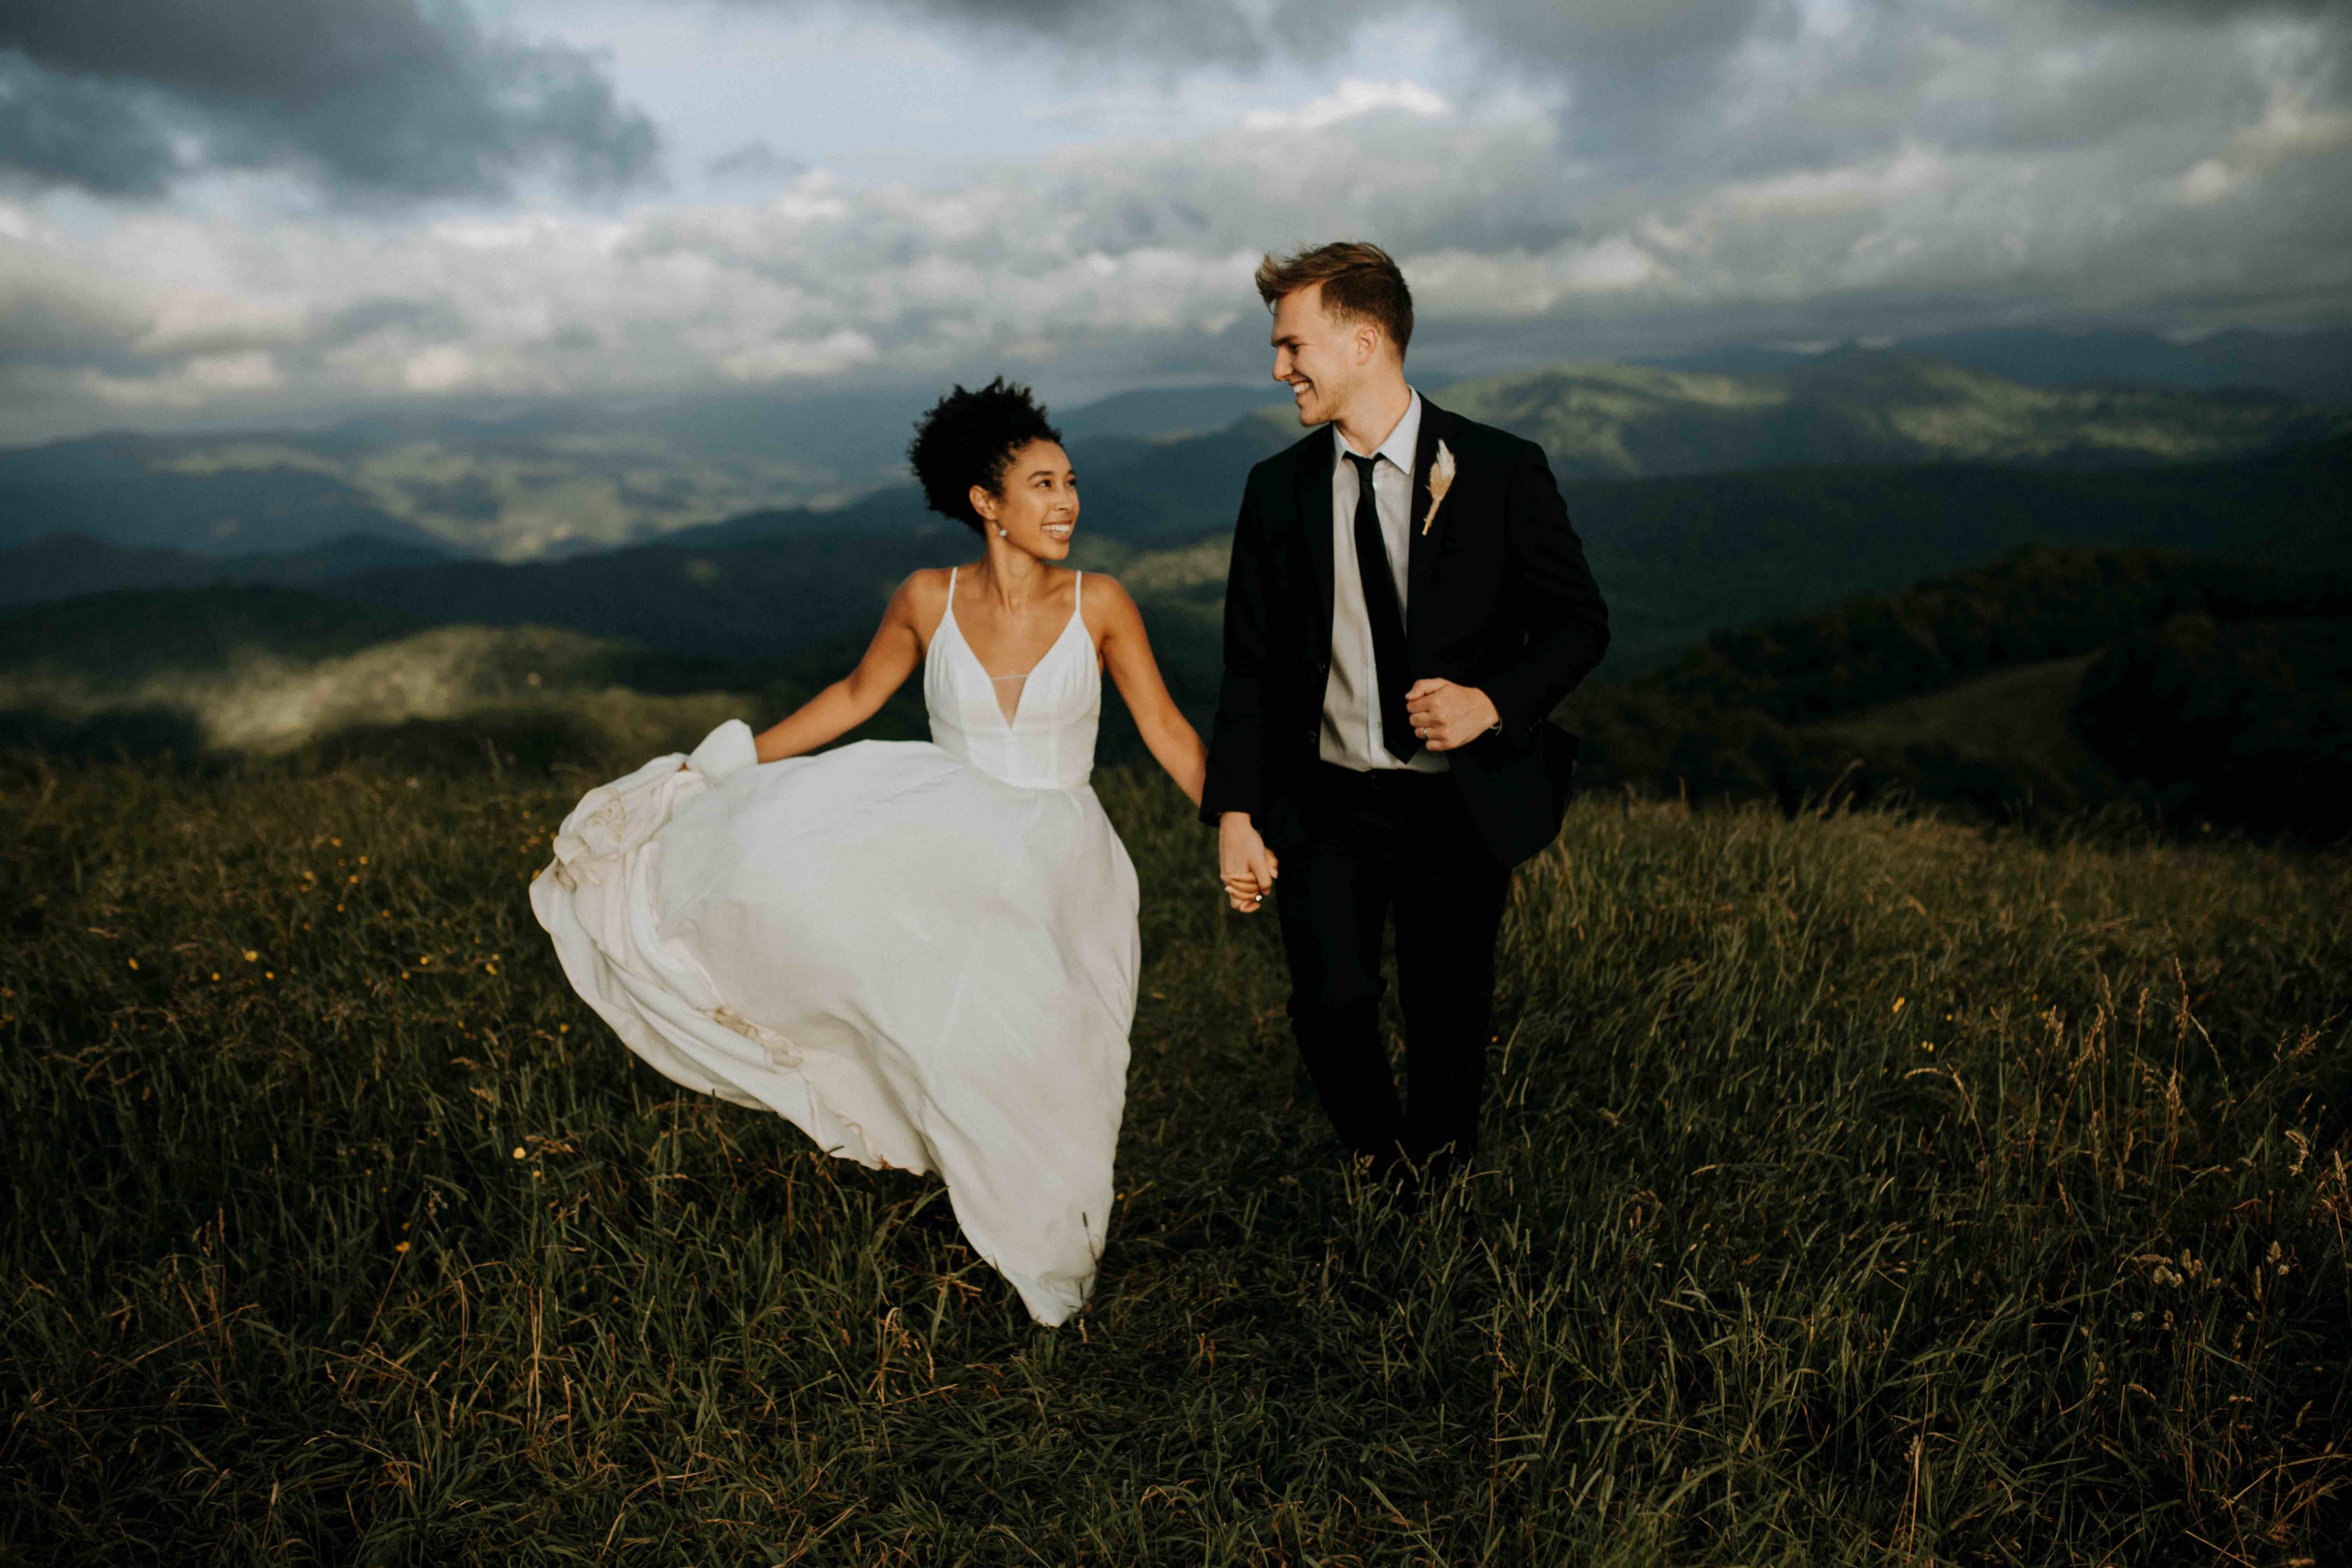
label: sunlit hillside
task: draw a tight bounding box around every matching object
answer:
[0,618,752,762]
[1430,349,2345,478]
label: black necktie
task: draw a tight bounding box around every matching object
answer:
[1344,451,1418,761]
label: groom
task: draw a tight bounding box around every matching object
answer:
[1202,241,1610,1186]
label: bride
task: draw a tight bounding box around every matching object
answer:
[530,378,1244,1326]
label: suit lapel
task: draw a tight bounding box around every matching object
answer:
[1405,396,1448,637]
[1298,430,1336,650]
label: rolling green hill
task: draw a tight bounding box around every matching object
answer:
[0,589,763,767]
[1632,541,2352,721]
[1810,655,2110,803]
[0,531,455,610]
[2070,614,2352,837]
[1564,544,2352,837]
[1575,436,2351,664]
[1889,324,2352,403]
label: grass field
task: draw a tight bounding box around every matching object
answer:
[2,753,2347,1563]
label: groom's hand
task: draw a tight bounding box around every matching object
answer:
[1218,812,1278,914]
[1405,679,1500,751]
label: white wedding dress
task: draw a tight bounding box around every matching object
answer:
[529,571,1139,1325]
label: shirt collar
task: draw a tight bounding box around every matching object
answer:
[1332,386,1422,475]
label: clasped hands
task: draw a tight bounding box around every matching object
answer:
[1216,683,1496,915]
[1218,812,1278,913]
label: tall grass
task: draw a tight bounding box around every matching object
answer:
[2,754,2346,1563]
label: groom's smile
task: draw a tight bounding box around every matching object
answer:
[1282,369,1329,428]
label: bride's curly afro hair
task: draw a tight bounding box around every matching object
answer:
[907,377,1063,535]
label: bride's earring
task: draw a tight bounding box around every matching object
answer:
[995,525,1008,539]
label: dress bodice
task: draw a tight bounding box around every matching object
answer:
[923,568,1100,790]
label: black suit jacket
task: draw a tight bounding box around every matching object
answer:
[1200,395,1611,866]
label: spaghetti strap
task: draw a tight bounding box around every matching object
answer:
[1073,569,1082,608]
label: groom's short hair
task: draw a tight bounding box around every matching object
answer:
[1255,242,1414,359]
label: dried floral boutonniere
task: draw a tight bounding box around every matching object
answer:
[1420,440,1457,535]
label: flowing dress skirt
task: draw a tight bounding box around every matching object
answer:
[529,725,1140,1325]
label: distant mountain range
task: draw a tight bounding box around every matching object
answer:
[3,335,2341,570]
[649,346,2350,567]
[0,393,928,564]
[1843,325,2352,403]
[7,435,2342,707]
[1434,348,2338,478]
[1642,325,2352,404]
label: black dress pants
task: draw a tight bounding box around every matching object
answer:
[1274,761,1512,1175]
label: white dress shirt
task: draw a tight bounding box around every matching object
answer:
[1321,388,1448,773]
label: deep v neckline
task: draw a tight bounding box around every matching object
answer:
[943,570,1084,730]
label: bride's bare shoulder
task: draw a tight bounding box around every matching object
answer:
[1079,569,1134,602]
[891,567,957,614]
[888,567,966,648]
[1076,571,1142,638]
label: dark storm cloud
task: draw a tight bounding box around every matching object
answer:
[0,53,181,196]
[0,0,659,199]
[2081,0,2350,14]
[726,0,1785,79]
[842,0,2351,55]
[868,0,1310,66]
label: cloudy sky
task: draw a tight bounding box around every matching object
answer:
[2,0,2347,446]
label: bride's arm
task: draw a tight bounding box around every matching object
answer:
[748,574,932,763]
[1093,576,1208,806]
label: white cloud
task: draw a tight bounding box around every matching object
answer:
[1414,235,1680,318]
[1722,142,1953,220]
[720,327,880,381]
[1,0,2347,447]
[1241,79,1450,133]
[188,350,281,391]
[132,289,307,357]
[403,346,477,393]
[2172,81,2352,206]
[64,349,281,408]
